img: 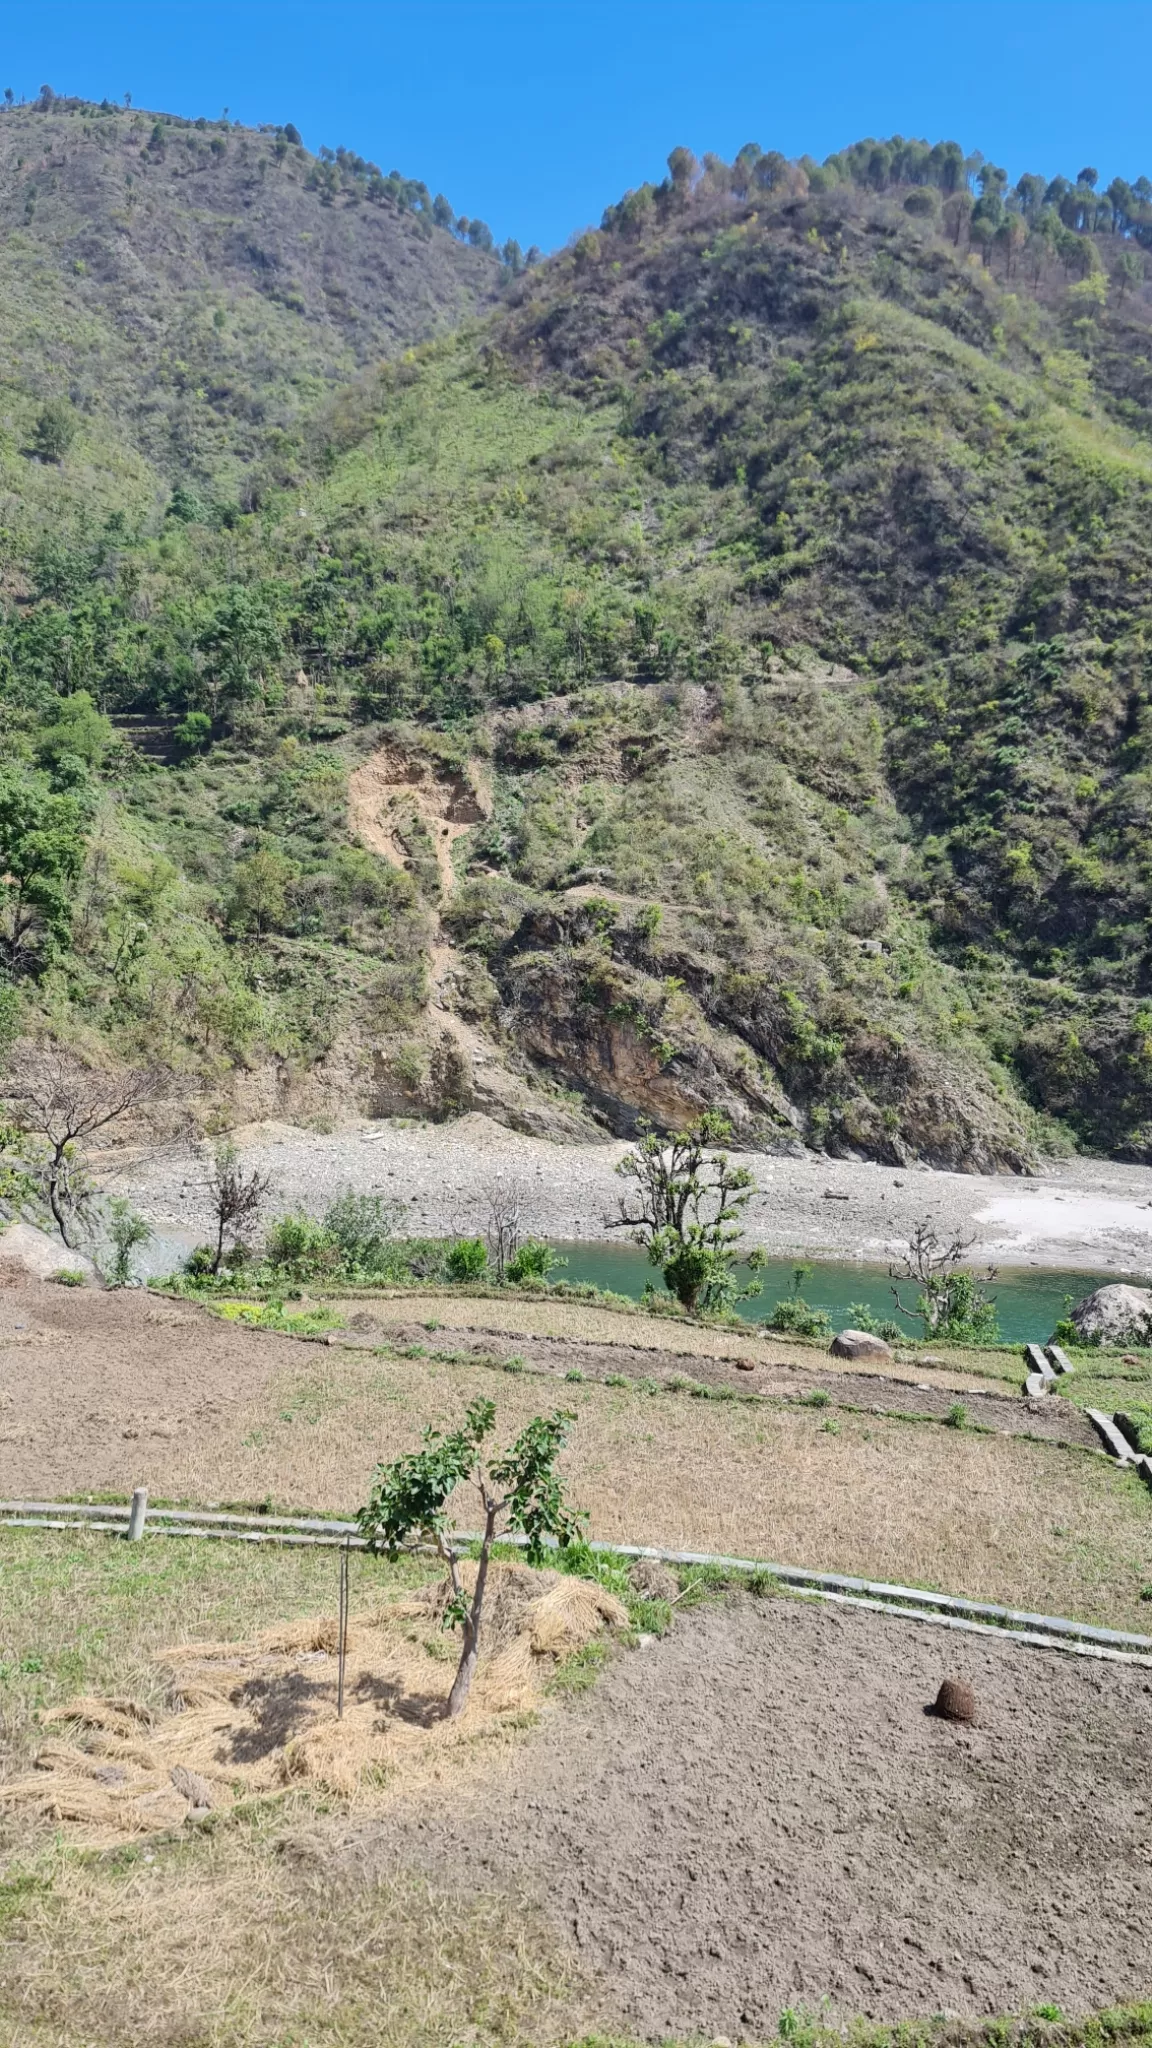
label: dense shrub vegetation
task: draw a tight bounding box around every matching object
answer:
[5,104,1152,1159]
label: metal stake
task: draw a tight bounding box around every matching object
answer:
[337,1538,349,1718]
[126,1487,148,1541]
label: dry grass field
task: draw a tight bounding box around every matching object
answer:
[0,1531,578,2048]
[2,1285,1152,2047]
[325,1287,1029,1390]
[1,1287,1150,1627]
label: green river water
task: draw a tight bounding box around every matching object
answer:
[549,1241,1126,1345]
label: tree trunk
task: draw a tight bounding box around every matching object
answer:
[444,1507,497,1719]
[445,1622,479,1719]
[47,1151,74,1249]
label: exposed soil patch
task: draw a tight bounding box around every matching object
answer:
[335,1313,1099,1448]
[347,746,489,899]
[328,1594,1152,2036]
[0,1289,268,1481]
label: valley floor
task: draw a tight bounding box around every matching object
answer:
[2,1288,1149,1628]
[102,1113,1152,1274]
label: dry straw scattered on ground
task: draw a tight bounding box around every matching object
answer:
[0,1564,626,1844]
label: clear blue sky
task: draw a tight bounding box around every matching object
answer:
[7,1,1152,250]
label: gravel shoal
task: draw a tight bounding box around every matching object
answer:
[99,1112,1152,1272]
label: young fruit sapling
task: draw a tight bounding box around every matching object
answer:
[357,1398,584,1718]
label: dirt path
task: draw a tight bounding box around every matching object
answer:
[326,1594,1152,2035]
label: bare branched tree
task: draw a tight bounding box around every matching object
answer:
[482,1174,527,1281]
[889,1218,998,1339]
[2,1045,160,1246]
[205,1140,272,1273]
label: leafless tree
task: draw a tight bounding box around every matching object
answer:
[482,1173,527,1281]
[205,1140,272,1273]
[2,1045,160,1246]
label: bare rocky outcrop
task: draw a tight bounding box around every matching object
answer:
[0,1223,95,1286]
[501,948,799,1146]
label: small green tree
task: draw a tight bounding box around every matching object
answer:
[174,710,212,754]
[226,847,299,935]
[1118,249,1145,301]
[32,399,77,463]
[0,1116,36,1207]
[446,1236,488,1282]
[36,691,113,778]
[889,1221,998,1342]
[264,1211,339,1280]
[105,1198,152,1286]
[323,1188,405,1276]
[766,1261,832,1338]
[507,1238,566,1285]
[358,1399,583,1718]
[610,1112,763,1314]
[667,146,698,201]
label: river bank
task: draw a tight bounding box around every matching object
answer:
[98,1112,1152,1277]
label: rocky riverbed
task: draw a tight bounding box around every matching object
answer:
[96,1112,1152,1274]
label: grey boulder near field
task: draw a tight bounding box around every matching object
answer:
[1067,1284,1152,1347]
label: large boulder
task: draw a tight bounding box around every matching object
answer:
[830,1328,894,1363]
[1064,1284,1152,1348]
[0,1223,95,1286]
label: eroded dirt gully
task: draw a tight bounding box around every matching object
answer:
[347,745,490,898]
[347,745,591,1133]
[322,1595,1152,2038]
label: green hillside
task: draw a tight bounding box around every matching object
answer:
[5,121,1152,1165]
[0,94,504,498]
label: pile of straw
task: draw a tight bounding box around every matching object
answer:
[0,1565,627,1841]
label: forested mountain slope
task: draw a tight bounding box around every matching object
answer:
[5,126,1152,1167]
[0,95,502,494]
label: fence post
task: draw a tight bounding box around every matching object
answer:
[126,1487,148,1540]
